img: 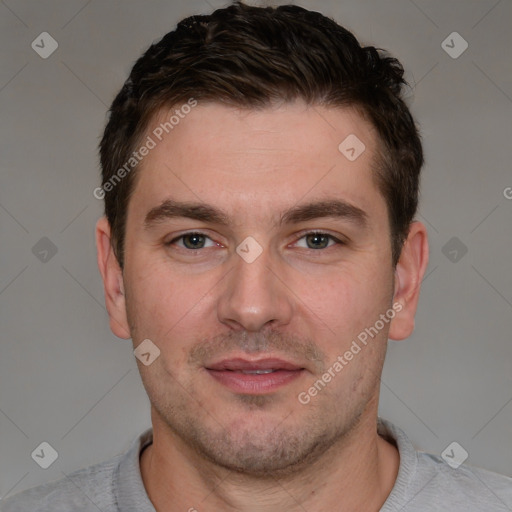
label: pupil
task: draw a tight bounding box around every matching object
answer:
[184,234,205,249]
[307,234,328,249]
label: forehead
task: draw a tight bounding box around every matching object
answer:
[128,101,385,225]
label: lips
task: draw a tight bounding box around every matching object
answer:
[206,358,303,372]
[205,358,305,394]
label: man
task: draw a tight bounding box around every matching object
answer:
[3,2,511,511]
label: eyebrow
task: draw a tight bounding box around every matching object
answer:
[143,198,368,230]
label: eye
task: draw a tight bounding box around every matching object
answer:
[167,232,219,250]
[166,231,344,252]
[294,231,343,250]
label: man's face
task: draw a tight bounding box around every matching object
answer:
[121,101,397,475]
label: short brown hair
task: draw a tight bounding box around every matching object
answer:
[99,1,423,268]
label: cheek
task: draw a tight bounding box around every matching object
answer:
[301,266,390,340]
[125,257,219,363]
[298,269,391,402]
[124,258,191,334]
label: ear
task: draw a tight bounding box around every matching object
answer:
[388,221,429,341]
[95,216,131,339]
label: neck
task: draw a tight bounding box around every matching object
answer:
[140,407,399,512]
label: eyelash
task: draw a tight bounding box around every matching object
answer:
[166,231,345,251]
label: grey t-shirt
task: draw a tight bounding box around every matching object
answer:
[2,418,511,511]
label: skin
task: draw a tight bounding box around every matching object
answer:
[96,100,429,511]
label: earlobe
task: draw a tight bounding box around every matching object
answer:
[95,217,131,339]
[388,221,429,341]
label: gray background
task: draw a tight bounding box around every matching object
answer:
[1,0,511,499]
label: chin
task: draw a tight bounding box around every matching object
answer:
[175,410,340,478]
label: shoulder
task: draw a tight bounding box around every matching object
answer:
[414,451,512,509]
[1,455,121,512]
[378,418,512,511]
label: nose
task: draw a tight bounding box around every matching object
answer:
[216,244,294,332]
